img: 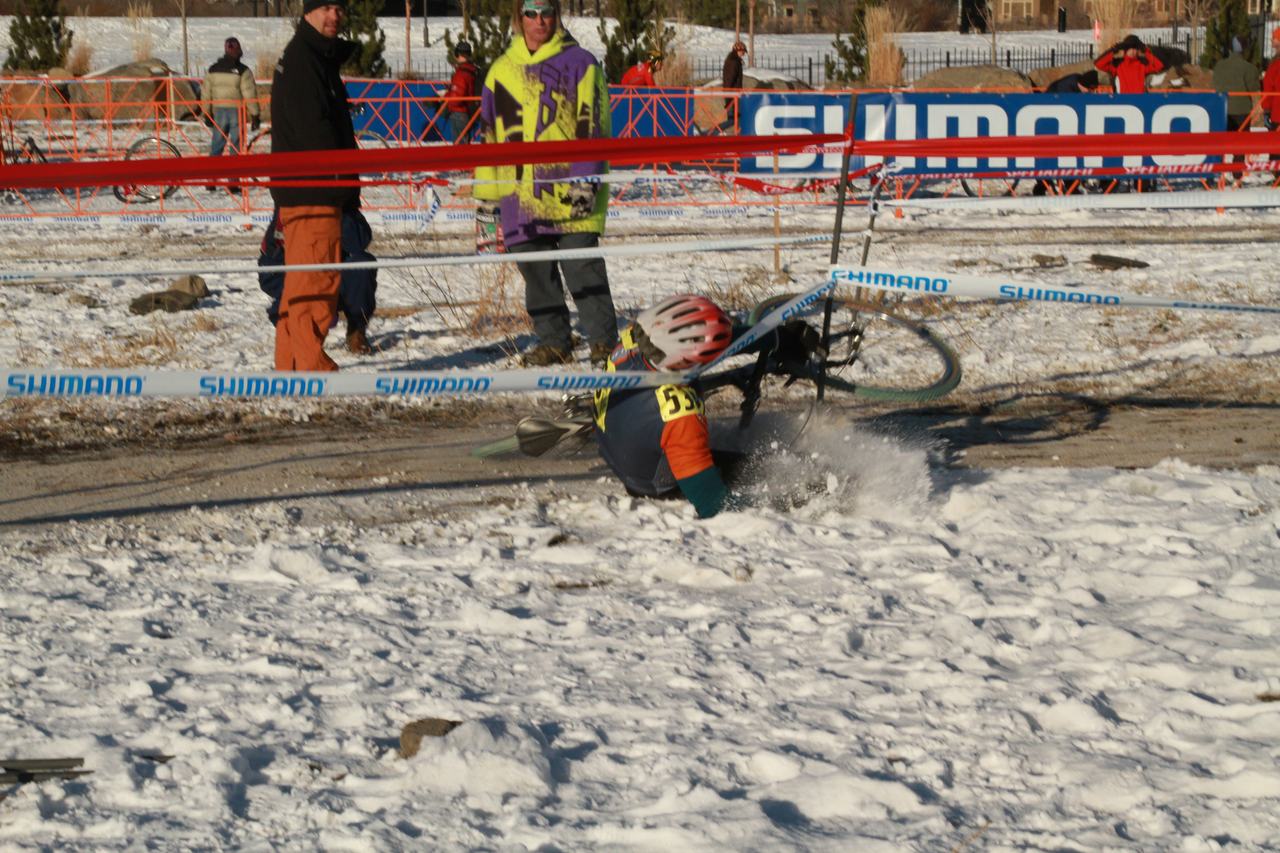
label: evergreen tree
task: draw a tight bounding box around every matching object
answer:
[598,0,673,83]
[444,0,510,78]
[341,0,388,78]
[4,0,73,72]
[824,1,877,85]
[1200,0,1258,68]
[682,0,734,29]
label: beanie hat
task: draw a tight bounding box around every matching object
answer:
[224,37,242,54]
[303,0,346,14]
[1231,36,1244,54]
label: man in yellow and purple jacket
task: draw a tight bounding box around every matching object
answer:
[475,0,618,367]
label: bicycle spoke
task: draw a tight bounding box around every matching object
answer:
[747,295,961,403]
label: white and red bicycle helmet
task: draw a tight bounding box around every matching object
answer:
[634,294,733,370]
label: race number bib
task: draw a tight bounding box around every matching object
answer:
[655,385,703,422]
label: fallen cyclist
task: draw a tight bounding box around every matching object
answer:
[592,294,822,519]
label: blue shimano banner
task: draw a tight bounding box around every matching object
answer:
[608,86,697,138]
[738,92,854,173]
[738,90,1228,174]
[349,83,699,143]
[348,80,449,143]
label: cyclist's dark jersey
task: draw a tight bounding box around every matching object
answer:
[593,327,728,516]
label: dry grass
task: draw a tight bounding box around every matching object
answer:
[864,5,907,88]
[255,49,280,80]
[654,26,694,87]
[465,266,529,337]
[399,264,530,344]
[64,313,222,368]
[656,51,693,88]
[1091,0,1140,55]
[377,305,429,320]
[703,264,784,313]
[68,321,179,368]
[64,7,94,75]
[65,40,93,75]
[187,312,219,333]
[126,0,155,62]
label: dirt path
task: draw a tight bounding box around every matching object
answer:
[4,399,1276,528]
[3,220,1276,527]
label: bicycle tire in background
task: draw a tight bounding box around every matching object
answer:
[113,136,181,204]
[246,128,390,152]
[959,176,1021,198]
[747,294,962,403]
[245,128,272,155]
[247,127,391,182]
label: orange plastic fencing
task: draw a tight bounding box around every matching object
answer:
[2,77,1275,222]
[0,76,818,222]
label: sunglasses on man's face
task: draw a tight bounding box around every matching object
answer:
[523,9,555,19]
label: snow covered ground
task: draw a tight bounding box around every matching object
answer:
[2,15,1280,852]
[2,194,1278,847]
[2,424,1277,848]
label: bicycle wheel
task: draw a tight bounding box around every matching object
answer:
[1037,177,1097,196]
[113,136,181,204]
[747,294,962,403]
[959,176,1021,198]
[252,127,391,151]
[245,127,271,154]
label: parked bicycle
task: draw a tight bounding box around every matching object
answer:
[111,136,183,204]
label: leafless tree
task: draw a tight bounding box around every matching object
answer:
[1182,0,1217,63]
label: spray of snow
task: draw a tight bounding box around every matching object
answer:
[725,410,936,519]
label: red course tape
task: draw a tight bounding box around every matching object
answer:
[0,133,845,190]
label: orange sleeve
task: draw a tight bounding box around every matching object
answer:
[660,414,715,481]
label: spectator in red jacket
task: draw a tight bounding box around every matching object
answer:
[1263,28,1280,131]
[1264,28,1280,179]
[445,40,479,144]
[1094,34,1164,94]
[620,50,662,87]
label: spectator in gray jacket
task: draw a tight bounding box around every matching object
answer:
[1213,35,1261,130]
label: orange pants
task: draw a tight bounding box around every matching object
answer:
[275,205,342,372]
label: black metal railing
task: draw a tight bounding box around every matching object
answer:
[692,54,833,87]
[692,42,1099,88]
[902,42,1095,83]
[386,36,1235,90]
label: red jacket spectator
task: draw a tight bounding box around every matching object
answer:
[1264,53,1280,128]
[620,60,656,87]
[446,54,479,114]
[1094,36,1164,94]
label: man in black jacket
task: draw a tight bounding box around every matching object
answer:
[269,0,361,371]
[720,41,745,130]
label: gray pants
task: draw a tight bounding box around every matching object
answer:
[508,232,618,350]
